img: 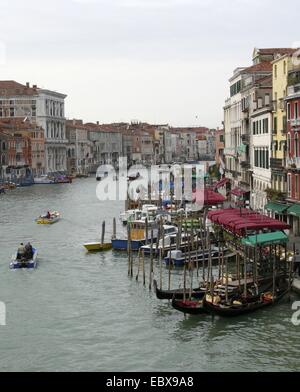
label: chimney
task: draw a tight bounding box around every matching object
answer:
[26,82,30,88]
[96,121,99,125]
[33,84,37,89]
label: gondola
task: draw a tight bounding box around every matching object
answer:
[153,279,206,300]
[203,287,289,317]
[171,298,208,315]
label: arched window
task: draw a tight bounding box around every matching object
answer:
[288,133,291,156]
[295,133,299,158]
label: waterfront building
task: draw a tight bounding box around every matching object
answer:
[224,48,295,205]
[0,80,67,174]
[285,58,300,235]
[88,123,123,168]
[66,120,93,175]
[170,128,197,161]
[215,128,225,166]
[0,120,33,182]
[249,76,273,211]
[37,88,67,173]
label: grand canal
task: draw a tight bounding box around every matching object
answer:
[0,178,299,372]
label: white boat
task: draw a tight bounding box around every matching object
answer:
[34,175,55,184]
[120,209,142,225]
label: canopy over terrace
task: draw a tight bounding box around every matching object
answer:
[193,189,226,207]
[242,232,288,247]
[207,208,290,237]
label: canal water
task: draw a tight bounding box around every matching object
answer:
[0,178,299,372]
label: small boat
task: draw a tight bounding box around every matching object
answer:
[119,209,141,225]
[34,175,55,184]
[203,287,289,317]
[153,279,206,300]
[171,298,208,315]
[10,248,38,269]
[0,187,5,194]
[36,211,61,224]
[83,242,112,252]
[164,247,235,267]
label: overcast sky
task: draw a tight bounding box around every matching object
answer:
[0,0,299,127]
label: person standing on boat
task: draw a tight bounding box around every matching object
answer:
[24,243,33,260]
[17,243,25,259]
[47,211,51,219]
[294,250,300,277]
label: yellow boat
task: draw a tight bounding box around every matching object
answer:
[36,211,61,224]
[83,242,112,252]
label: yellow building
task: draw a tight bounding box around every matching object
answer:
[271,54,294,192]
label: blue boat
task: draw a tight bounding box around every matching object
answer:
[10,247,38,269]
[164,248,234,268]
[112,239,145,251]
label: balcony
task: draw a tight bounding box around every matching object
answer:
[290,118,300,127]
[272,100,277,112]
[287,83,300,96]
[241,134,250,145]
[270,158,285,173]
[286,157,300,170]
[224,147,237,156]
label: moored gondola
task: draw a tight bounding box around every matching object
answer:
[153,279,206,300]
[171,298,208,315]
[203,287,289,317]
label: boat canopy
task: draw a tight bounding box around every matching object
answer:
[193,189,225,206]
[242,231,288,247]
[207,208,290,236]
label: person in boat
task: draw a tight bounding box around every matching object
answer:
[17,243,25,260]
[24,242,33,260]
[46,211,51,219]
[294,250,300,277]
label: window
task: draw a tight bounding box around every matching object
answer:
[287,103,291,120]
[295,102,299,119]
[296,176,299,196]
[274,117,278,132]
[296,134,299,157]
[274,65,277,79]
[284,61,287,75]
[288,175,291,196]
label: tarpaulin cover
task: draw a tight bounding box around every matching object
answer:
[207,208,290,236]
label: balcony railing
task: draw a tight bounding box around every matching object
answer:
[287,83,300,96]
[241,134,250,144]
[286,157,300,170]
[289,118,300,127]
[270,158,285,170]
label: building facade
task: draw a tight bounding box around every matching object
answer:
[0,81,67,174]
[66,120,93,175]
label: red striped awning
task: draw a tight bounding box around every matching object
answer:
[231,188,248,197]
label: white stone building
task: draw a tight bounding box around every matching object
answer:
[36,89,67,173]
[0,81,67,173]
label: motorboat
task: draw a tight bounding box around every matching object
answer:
[36,211,61,224]
[10,247,38,269]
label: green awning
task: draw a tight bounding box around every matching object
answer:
[242,232,288,247]
[237,144,247,154]
[265,202,288,214]
[287,204,300,217]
